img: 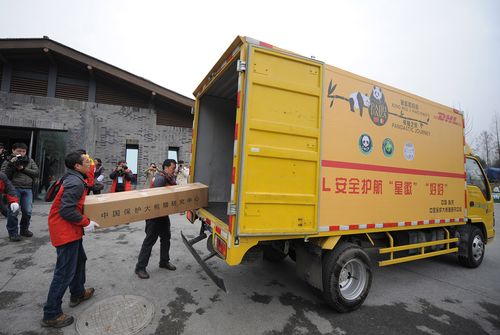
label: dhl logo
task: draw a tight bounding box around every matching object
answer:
[434,112,462,126]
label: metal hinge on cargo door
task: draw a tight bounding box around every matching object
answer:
[227,202,237,215]
[237,60,246,72]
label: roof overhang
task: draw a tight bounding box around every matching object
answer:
[0,38,194,108]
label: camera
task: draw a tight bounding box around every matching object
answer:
[116,164,127,175]
[12,155,29,167]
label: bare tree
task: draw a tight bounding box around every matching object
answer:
[477,130,493,167]
[463,110,474,137]
[492,113,500,166]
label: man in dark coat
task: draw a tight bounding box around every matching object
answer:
[0,142,39,241]
[135,159,177,279]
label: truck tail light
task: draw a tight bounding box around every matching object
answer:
[186,210,197,223]
[215,234,227,259]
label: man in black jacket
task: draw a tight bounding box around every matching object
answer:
[0,142,39,241]
[135,159,177,279]
[0,143,9,217]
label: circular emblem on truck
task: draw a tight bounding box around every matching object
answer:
[359,134,373,155]
[368,86,389,126]
[404,142,415,161]
[382,138,394,157]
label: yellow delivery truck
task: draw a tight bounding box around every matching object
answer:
[182,36,495,312]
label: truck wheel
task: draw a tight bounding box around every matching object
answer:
[458,226,485,268]
[263,245,287,262]
[322,243,372,312]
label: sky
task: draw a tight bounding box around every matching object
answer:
[1,0,499,145]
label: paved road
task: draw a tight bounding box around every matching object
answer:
[0,201,499,334]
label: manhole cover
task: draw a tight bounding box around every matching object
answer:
[76,295,154,335]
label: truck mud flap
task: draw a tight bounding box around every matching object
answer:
[181,231,227,292]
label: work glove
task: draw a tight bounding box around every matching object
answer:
[10,202,20,216]
[84,221,100,233]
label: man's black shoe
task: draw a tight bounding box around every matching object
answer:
[20,230,33,237]
[159,262,176,271]
[135,269,150,279]
[9,235,22,242]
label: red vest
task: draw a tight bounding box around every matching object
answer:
[110,171,132,192]
[48,184,89,247]
[84,155,95,187]
[0,180,18,204]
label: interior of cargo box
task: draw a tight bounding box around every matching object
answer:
[193,59,239,224]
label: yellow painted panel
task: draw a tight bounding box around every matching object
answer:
[248,120,319,145]
[322,66,464,171]
[244,155,317,195]
[320,65,466,229]
[245,192,316,204]
[249,83,320,129]
[241,203,316,234]
[251,48,322,90]
[320,169,465,226]
[239,46,322,235]
[247,145,318,162]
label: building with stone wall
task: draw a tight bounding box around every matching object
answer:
[0,37,194,193]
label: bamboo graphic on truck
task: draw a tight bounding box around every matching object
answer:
[327,80,430,127]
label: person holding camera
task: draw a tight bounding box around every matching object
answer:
[175,160,189,186]
[0,142,39,242]
[109,160,133,192]
[143,163,158,188]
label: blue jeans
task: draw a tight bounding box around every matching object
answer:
[43,239,87,320]
[7,188,33,236]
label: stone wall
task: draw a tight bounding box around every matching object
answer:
[0,92,192,190]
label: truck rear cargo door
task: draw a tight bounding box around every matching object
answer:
[238,46,322,235]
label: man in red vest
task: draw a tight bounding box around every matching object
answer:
[41,151,100,328]
[109,160,133,192]
[0,171,19,218]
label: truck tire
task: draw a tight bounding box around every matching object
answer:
[263,245,287,262]
[322,242,372,312]
[458,225,485,268]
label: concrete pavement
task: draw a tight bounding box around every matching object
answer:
[0,201,499,335]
